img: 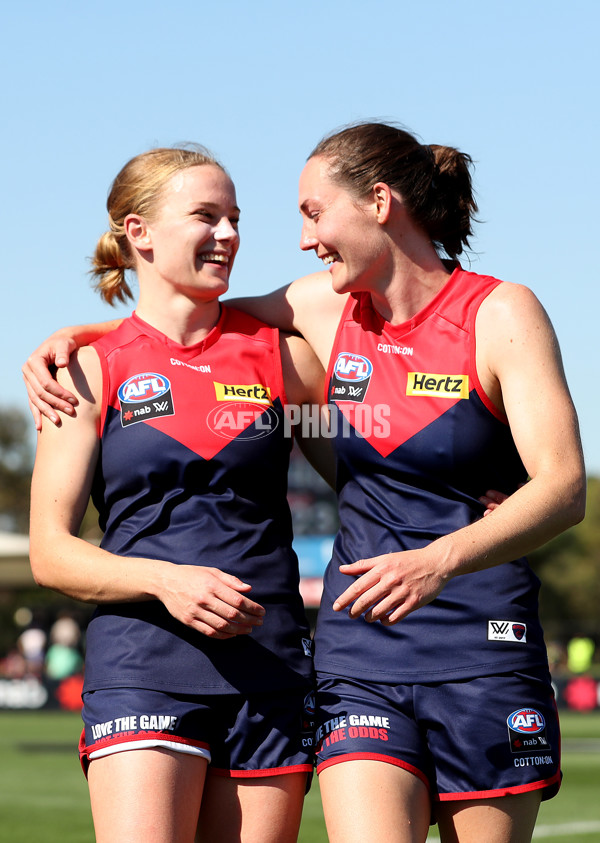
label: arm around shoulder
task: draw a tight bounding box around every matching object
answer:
[23,319,123,429]
[228,271,346,367]
[279,332,336,488]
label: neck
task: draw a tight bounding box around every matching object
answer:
[369,251,453,325]
[136,289,222,345]
[366,214,455,323]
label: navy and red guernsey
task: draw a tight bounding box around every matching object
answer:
[84,307,313,696]
[314,268,548,683]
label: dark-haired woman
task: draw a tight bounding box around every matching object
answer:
[24,122,585,842]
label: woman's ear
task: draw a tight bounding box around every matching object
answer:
[372,182,393,224]
[124,214,152,251]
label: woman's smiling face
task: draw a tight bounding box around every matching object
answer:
[138,164,240,301]
[298,155,390,295]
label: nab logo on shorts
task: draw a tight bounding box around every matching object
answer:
[118,373,175,427]
[329,352,373,403]
[507,708,549,754]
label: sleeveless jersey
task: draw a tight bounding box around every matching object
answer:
[314,268,548,683]
[84,307,313,695]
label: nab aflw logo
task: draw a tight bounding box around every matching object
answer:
[330,353,373,403]
[118,372,175,427]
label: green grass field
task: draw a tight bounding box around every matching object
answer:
[0,710,599,841]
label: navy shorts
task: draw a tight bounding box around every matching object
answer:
[315,667,561,802]
[80,685,315,778]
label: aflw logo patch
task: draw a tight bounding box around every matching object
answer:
[118,372,175,427]
[406,373,469,399]
[213,382,272,405]
[488,620,527,643]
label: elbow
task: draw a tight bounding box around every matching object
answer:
[562,472,587,529]
[28,537,58,591]
[29,552,53,590]
[571,483,587,527]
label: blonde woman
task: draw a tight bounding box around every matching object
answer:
[29,146,328,843]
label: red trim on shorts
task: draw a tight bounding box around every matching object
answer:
[437,770,562,802]
[79,728,210,776]
[210,764,313,778]
[316,751,430,791]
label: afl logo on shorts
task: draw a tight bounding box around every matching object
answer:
[507,709,545,733]
[329,353,373,404]
[507,708,550,754]
[118,373,175,427]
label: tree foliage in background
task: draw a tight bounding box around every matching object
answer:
[530,476,600,639]
[0,407,34,533]
[0,406,102,539]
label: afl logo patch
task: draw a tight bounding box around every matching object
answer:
[329,352,373,403]
[118,373,171,403]
[118,373,175,427]
[507,709,545,734]
[333,353,373,382]
[507,708,550,754]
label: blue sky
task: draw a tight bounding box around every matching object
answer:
[2,0,599,473]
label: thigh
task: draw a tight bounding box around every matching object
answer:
[88,747,207,843]
[319,760,430,843]
[436,791,542,843]
[196,771,307,843]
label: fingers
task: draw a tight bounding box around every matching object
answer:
[187,595,265,639]
[332,564,378,614]
[28,398,43,433]
[23,377,73,427]
[163,567,266,639]
[22,343,79,425]
[332,553,443,623]
[479,488,509,515]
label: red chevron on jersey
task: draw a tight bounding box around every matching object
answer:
[326,269,503,458]
[94,307,285,462]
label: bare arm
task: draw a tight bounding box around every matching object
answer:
[333,283,586,623]
[29,349,265,640]
[228,270,347,368]
[280,332,336,488]
[24,271,344,428]
[23,320,123,429]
